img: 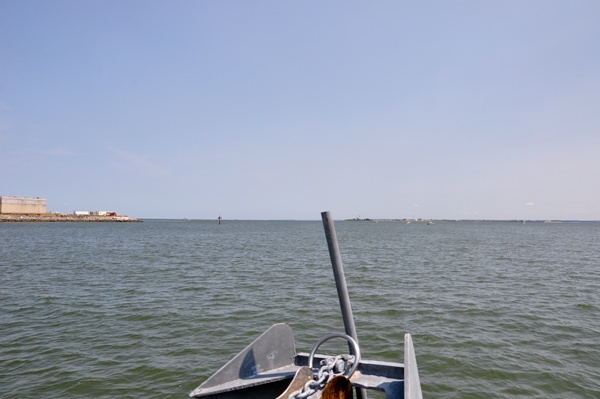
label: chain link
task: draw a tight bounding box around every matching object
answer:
[288,354,355,399]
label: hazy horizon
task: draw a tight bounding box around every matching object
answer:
[128,217,600,222]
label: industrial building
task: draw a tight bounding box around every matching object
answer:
[0,196,47,214]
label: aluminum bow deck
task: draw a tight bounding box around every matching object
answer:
[189,323,422,399]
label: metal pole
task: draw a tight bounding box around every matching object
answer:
[321,211,367,399]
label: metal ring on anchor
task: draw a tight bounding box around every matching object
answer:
[307,333,361,377]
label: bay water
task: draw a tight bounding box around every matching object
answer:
[1,220,599,398]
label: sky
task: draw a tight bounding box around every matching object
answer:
[1,1,599,220]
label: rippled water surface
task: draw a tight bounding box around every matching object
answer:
[1,220,599,398]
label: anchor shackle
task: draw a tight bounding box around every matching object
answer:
[307,333,361,377]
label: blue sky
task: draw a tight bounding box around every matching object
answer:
[1,1,599,220]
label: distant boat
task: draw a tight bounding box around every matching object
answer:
[522,220,526,224]
[427,222,435,225]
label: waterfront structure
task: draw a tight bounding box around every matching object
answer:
[90,211,114,216]
[0,196,47,214]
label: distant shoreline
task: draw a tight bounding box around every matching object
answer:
[0,214,142,223]
[344,218,599,223]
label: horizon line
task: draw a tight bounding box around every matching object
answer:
[135,218,600,222]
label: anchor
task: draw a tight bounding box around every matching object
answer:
[276,333,360,399]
